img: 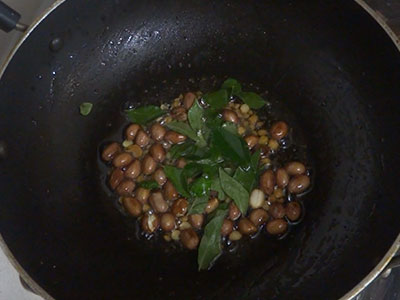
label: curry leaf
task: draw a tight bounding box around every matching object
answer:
[166,121,198,141]
[210,177,225,200]
[203,89,228,110]
[198,207,228,270]
[189,176,212,197]
[80,102,93,116]
[125,105,166,125]
[238,92,266,109]
[163,166,190,198]
[188,100,204,132]
[221,122,238,135]
[233,167,256,193]
[188,196,209,215]
[250,150,261,171]
[221,78,242,96]
[219,168,249,214]
[210,128,251,166]
[168,143,196,159]
[138,180,159,190]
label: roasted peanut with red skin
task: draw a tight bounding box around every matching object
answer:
[189,214,204,229]
[249,209,269,226]
[176,158,187,168]
[109,168,124,190]
[171,198,188,216]
[113,152,133,168]
[142,155,157,175]
[183,92,196,109]
[205,198,219,214]
[180,228,199,250]
[245,135,259,149]
[276,168,289,188]
[229,203,241,221]
[149,192,168,213]
[116,180,135,196]
[122,197,142,217]
[135,130,150,148]
[222,109,239,123]
[136,187,150,204]
[125,124,140,141]
[150,123,166,141]
[270,121,288,140]
[149,143,166,162]
[153,168,167,186]
[164,181,178,201]
[288,175,310,194]
[238,218,257,235]
[285,162,306,176]
[221,219,234,236]
[124,160,141,179]
[164,131,187,144]
[171,107,187,121]
[160,213,176,231]
[141,213,159,233]
[260,170,275,195]
[102,142,121,162]
[286,201,302,221]
[266,219,288,235]
[269,203,286,219]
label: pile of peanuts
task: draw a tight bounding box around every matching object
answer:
[101,92,311,250]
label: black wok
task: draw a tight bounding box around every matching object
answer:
[0,0,399,299]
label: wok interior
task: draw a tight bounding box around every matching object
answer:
[0,0,400,299]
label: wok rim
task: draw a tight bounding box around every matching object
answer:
[0,0,399,299]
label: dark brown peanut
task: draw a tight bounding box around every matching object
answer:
[221,219,234,236]
[176,158,187,168]
[260,170,275,195]
[288,175,310,194]
[164,181,178,201]
[116,180,135,196]
[183,92,196,109]
[153,168,167,186]
[189,214,204,229]
[222,109,239,123]
[142,155,157,175]
[160,213,176,231]
[102,142,121,162]
[205,198,219,214]
[122,197,142,217]
[135,130,150,148]
[270,121,288,140]
[229,203,241,221]
[109,168,124,190]
[124,160,141,179]
[171,198,188,216]
[149,143,166,162]
[269,203,285,219]
[112,152,133,168]
[171,107,187,121]
[141,213,159,233]
[266,219,288,235]
[245,135,259,149]
[136,187,150,204]
[249,209,269,227]
[276,168,289,188]
[238,218,257,235]
[125,124,140,141]
[286,201,302,221]
[285,162,306,176]
[180,228,199,250]
[164,131,187,144]
[149,192,168,213]
[150,123,166,141]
